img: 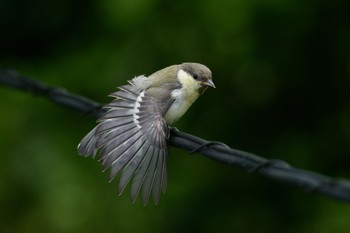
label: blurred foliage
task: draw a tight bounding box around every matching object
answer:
[1,0,350,232]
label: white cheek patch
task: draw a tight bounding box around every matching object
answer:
[177,69,198,90]
[176,69,201,99]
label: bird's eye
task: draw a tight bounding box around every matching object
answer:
[193,74,199,80]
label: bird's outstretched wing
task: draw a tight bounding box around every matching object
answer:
[77,83,172,205]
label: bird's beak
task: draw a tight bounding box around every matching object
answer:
[203,79,216,88]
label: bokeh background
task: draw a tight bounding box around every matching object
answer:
[1,0,350,232]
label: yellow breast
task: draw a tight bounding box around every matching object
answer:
[164,69,201,124]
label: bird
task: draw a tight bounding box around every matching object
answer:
[77,62,215,205]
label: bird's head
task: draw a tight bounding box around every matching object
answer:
[178,63,215,95]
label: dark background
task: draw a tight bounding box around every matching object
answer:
[1,0,350,232]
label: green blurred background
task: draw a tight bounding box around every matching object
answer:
[1,0,350,232]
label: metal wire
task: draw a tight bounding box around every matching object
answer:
[1,66,350,203]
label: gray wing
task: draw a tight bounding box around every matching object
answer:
[77,83,173,205]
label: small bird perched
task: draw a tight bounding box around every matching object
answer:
[77,62,215,205]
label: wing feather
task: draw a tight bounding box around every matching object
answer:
[152,149,167,203]
[98,109,134,119]
[77,126,98,157]
[96,118,134,134]
[77,81,174,204]
[108,132,145,180]
[99,127,140,164]
[96,123,138,149]
[130,146,155,203]
[104,101,135,109]
[118,143,150,194]
[109,90,137,101]
[141,147,159,204]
